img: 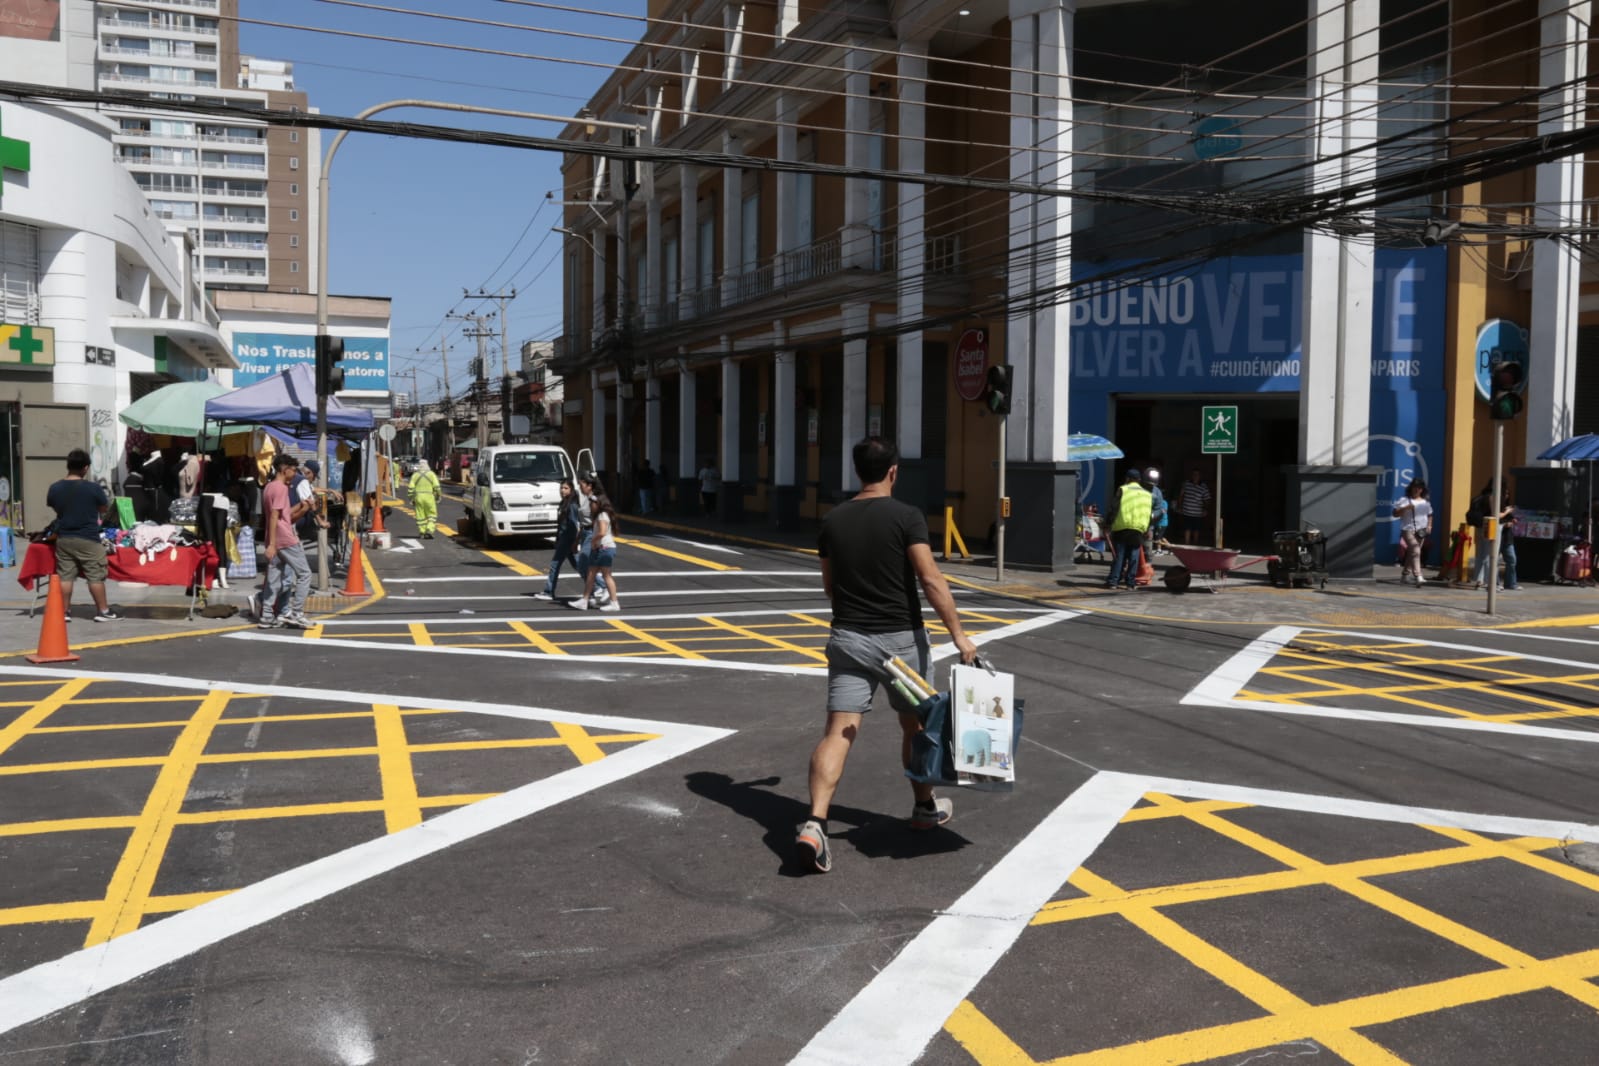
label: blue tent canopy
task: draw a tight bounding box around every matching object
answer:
[1537,434,1599,462]
[203,363,374,439]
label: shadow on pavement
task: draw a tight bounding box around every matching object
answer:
[683,771,970,877]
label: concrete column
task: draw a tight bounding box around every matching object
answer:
[842,42,873,270]
[776,0,797,39]
[775,93,798,276]
[645,374,663,468]
[645,198,663,328]
[590,369,608,475]
[1003,0,1077,570]
[841,304,869,492]
[1007,0,1073,466]
[721,355,742,519]
[722,134,743,306]
[1299,0,1378,468]
[679,165,699,319]
[723,2,745,86]
[771,348,799,528]
[589,227,607,336]
[896,45,928,466]
[678,363,698,494]
[1527,0,1591,461]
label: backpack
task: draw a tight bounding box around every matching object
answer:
[1465,494,1487,527]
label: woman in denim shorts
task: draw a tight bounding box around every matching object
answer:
[574,493,620,612]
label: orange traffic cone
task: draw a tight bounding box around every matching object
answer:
[27,577,80,664]
[369,493,386,534]
[338,530,370,597]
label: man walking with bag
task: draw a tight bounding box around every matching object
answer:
[795,437,979,874]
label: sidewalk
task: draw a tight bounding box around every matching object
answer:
[621,508,1596,630]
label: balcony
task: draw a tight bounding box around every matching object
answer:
[201,185,266,200]
[203,213,267,227]
[100,70,220,91]
[100,45,217,66]
[202,238,268,254]
[201,158,267,175]
[114,127,197,142]
[780,233,842,286]
[204,265,267,280]
[97,18,218,39]
[200,132,267,147]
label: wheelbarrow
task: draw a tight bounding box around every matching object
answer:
[1163,545,1280,593]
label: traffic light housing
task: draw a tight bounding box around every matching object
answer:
[315,334,345,396]
[1488,358,1524,420]
[986,364,1013,416]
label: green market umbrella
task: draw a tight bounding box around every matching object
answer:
[119,380,244,440]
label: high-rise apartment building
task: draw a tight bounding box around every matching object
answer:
[95,0,318,293]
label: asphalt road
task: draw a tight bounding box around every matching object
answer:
[3,490,1599,1065]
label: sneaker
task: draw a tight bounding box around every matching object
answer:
[795,820,832,873]
[1415,575,1426,587]
[257,615,283,630]
[532,591,553,601]
[572,599,590,611]
[910,796,954,830]
[247,592,262,620]
[280,614,313,630]
[93,608,122,623]
[600,600,621,613]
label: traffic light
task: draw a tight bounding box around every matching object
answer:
[315,334,345,396]
[1488,358,1524,420]
[986,364,1013,416]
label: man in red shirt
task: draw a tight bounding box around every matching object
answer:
[254,454,313,629]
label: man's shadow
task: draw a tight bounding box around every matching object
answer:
[684,772,970,877]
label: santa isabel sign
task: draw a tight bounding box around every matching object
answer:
[955,327,989,402]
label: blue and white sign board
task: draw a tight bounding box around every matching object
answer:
[232,331,390,390]
[1068,248,1447,564]
[1472,318,1528,402]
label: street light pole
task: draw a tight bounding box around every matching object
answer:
[315,98,640,591]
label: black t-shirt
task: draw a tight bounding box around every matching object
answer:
[47,478,108,540]
[817,496,929,633]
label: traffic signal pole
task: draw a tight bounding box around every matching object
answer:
[1487,424,1503,616]
[996,414,1007,582]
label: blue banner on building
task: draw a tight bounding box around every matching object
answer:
[1067,248,1447,563]
[232,331,390,391]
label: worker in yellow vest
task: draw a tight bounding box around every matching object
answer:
[408,460,442,539]
[1107,468,1153,590]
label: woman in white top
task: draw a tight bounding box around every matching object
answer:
[574,493,620,612]
[1392,478,1433,586]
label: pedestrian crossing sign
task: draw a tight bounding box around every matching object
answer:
[1201,405,1237,454]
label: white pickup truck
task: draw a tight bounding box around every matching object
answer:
[464,444,577,543]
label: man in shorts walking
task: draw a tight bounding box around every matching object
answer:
[46,449,120,622]
[795,437,979,873]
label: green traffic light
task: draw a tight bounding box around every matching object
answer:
[1489,393,1522,420]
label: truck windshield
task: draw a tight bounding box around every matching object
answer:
[492,452,566,484]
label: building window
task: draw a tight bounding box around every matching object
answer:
[289,183,299,195]
[0,220,40,325]
[290,235,299,247]
[289,209,299,221]
[290,261,300,273]
[289,157,299,171]
[289,131,299,143]
[291,287,301,294]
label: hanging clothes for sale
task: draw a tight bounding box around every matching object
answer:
[178,452,202,498]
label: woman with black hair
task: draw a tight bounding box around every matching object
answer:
[1392,477,1433,586]
[535,479,582,601]
[573,492,620,612]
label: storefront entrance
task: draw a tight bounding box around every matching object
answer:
[1111,394,1297,552]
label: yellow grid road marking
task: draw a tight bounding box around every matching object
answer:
[552,722,608,764]
[483,550,540,576]
[508,619,567,655]
[83,688,231,946]
[603,617,708,659]
[699,615,829,663]
[614,535,738,571]
[372,703,423,833]
[0,678,91,759]
[407,622,434,647]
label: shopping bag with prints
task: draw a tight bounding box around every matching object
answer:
[905,658,1023,793]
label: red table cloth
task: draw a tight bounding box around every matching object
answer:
[18,541,219,591]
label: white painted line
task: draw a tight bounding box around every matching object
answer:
[663,536,744,555]
[0,666,733,1038]
[233,632,822,676]
[318,607,1058,627]
[1135,773,1599,842]
[792,772,1145,1066]
[397,586,822,601]
[930,609,1083,662]
[392,570,817,583]
[1476,629,1599,648]
[796,769,1599,1065]
[1181,626,1599,745]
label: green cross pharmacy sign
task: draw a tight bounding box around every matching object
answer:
[0,112,29,204]
[1202,405,1238,454]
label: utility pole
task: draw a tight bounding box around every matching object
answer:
[465,287,517,443]
[449,310,494,460]
[419,339,453,471]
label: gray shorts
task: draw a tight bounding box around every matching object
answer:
[825,627,932,715]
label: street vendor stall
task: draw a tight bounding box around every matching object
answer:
[19,538,219,619]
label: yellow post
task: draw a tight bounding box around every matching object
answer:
[943,506,971,560]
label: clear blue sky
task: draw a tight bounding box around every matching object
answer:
[241,1,639,405]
